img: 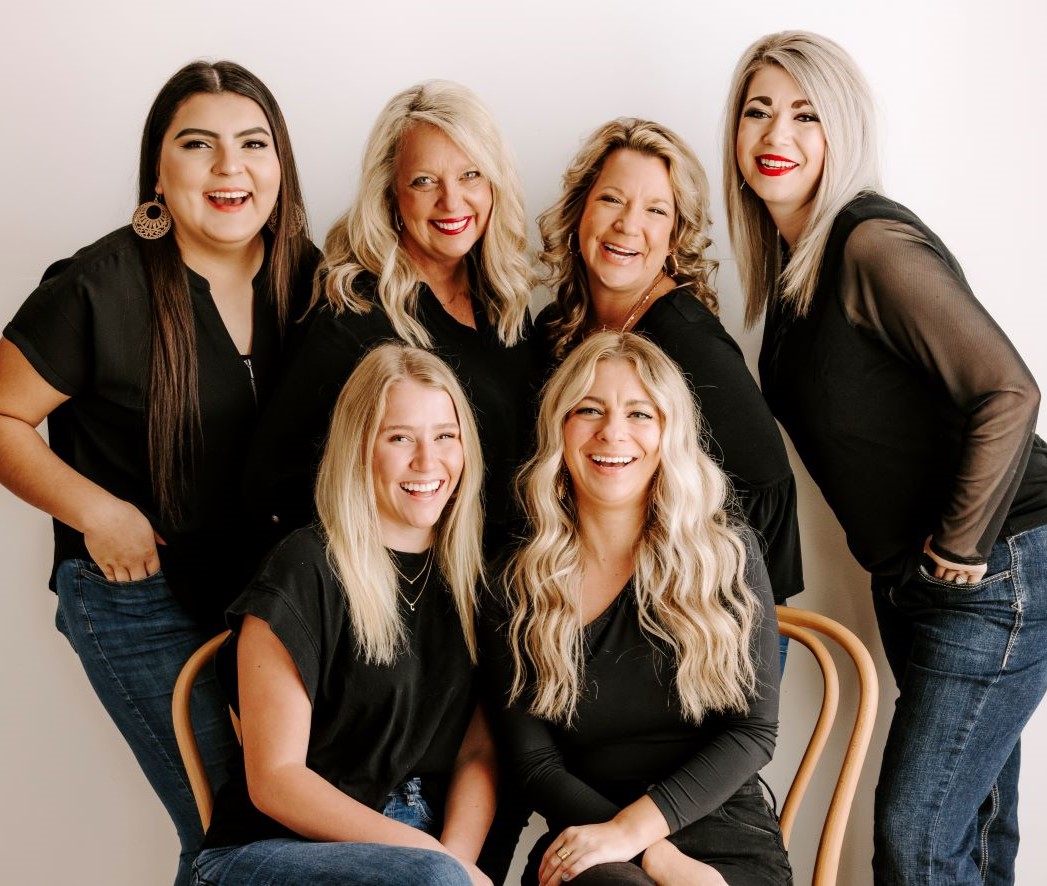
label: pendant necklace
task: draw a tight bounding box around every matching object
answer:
[393,547,434,612]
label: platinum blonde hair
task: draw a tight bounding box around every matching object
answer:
[506,332,757,725]
[315,343,485,665]
[320,80,532,347]
[723,30,882,325]
[538,119,720,360]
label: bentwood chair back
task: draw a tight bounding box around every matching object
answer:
[775,606,879,886]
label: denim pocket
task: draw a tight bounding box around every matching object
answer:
[714,781,782,837]
[76,558,165,588]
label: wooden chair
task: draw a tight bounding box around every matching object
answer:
[775,606,879,886]
[171,629,238,830]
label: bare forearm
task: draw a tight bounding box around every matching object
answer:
[440,754,497,860]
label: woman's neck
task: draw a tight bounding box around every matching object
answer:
[176,232,265,286]
[576,502,644,624]
[406,249,476,327]
[587,272,674,333]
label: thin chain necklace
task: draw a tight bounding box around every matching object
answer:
[393,547,434,612]
[603,272,665,333]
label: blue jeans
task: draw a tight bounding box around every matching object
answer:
[192,778,472,885]
[871,524,1047,885]
[55,559,239,886]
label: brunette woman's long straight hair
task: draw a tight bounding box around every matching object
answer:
[136,60,310,523]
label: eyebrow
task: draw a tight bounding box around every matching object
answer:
[173,126,272,139]
[577,396,657,409]
[596,186,673,206]
[381,422,460,432]
[744,95,813,110]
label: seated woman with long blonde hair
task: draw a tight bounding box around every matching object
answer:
[194,344,494,886]
[484,332,790,886]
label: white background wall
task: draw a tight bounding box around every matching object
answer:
[1,1,1044,883]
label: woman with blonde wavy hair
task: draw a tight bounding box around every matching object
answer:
[246,79,539,554]
[724,29,1047,884]
[194,344,495,886]
[484,332,790,886]
[537,118,802,612]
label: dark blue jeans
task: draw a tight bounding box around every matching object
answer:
[55,559,239,886]
[193,778,472,885]
[871,524,1047,885]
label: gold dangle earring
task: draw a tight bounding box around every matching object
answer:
[131,193,172,239]
[664,252,680,276]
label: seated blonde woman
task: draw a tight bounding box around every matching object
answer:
[483,332,791,886]
[194,344,494,886]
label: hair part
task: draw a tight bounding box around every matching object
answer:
[538,118,720,360]
[315,343,485,665]
[506,331,758,725]
[319,79,532,348]
[722,30,882,326]
[137,59,312,523]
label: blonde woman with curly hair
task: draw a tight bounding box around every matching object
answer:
[725,30,1047,885]
[536,119,802,611]
[246,79,539,553]
[483,332,790,886]
[195,344,495,886]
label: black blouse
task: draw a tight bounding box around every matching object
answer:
[245,272,541,554]
[4,227,318,624]
[760,193,1047,576]
[204,527,477,849]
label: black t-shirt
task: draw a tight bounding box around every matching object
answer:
[4,227,319,625]
[244,272,542,555]
[204,526,477,848]
[481,534,780,836]
[760,194,1047,575]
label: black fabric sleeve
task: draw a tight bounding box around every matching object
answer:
[840,219,1041,562]
[646,547,780,832]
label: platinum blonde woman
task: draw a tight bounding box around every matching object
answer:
[724,30,1047,885]
[536,119,802,611]
[483,332,790,886]
[194,344,495,886]
[246,79,539,554]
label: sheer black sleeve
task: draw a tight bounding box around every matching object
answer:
[840,219,1041,563]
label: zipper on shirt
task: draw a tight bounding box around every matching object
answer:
[242,356,257,405]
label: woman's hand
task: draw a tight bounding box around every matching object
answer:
[82,497,163,582]
[539,821,646,884]
[922,536,987,585]
[641,839,727,885]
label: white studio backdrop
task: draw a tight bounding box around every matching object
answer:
[1,1,1044,883]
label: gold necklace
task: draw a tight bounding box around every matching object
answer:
[393,547,434,611]
[610,272,665,333]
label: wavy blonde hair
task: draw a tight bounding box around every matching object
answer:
[538,119,719,360]
[723,30,882,326]
[316,344,485,665]
[506,332,757,725]
[319,80,532,347]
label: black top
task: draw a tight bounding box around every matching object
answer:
[481,537,779,835]
[537,290,803,601]
[4,227,319,625]
[245,272,542,553]
[204,526,477,849]
[760,193,1047,576]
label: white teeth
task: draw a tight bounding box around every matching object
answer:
[433,219,468,232]
[207,190,249,198]
[604,243,638,256]
[758,158,796,169]
[591,455,635,465]
[401,481,441,493]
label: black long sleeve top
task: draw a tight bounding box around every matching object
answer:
[760,193,1047,576]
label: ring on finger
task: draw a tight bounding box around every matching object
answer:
[557,846,572,861]
[954,575,968,585]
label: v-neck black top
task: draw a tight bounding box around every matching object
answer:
[5,226,318,625]
[244,272,542,554]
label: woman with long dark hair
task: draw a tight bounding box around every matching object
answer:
[0,60,317,884]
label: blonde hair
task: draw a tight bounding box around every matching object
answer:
[506,332,757,725]
[319,80,532,347]
[538,118,720,360]
[315,344,485,665]
[723,30,882,326]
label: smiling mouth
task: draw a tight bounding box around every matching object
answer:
[206,190,251,207]
[400,480,444,495]
[756,156,798,176]
[602,243,640,260]
[589,454,637,467]
[431,217,471,235]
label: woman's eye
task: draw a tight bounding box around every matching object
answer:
[244,139,270,149]
[436,431,459,441]
[649,207,668,217]
[181,139,210,150]
[742,108,769,120]
[597,195,622,205]
[796,113,821,124]
[461,170,482,181]
[629,410,654,420]
[411,176,436,188]
[574,406,601,417]
[389,434,411,443]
